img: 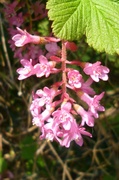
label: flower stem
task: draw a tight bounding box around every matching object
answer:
[61,41,67,95]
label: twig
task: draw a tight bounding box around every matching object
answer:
[4,125,38,138]
[47,141,73,180]
[0,14,14,80]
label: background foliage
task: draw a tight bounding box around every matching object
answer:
[0,0,119,180]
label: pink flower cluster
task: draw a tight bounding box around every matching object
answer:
[17,55,58,80]
[5,1,109,148]
[30,87,92,147]
[10,25,110,148]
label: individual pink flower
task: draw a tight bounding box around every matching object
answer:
[59,120,83,148]
[12,27,41,47]
[83,61,109,82]
[35,86,59,106]
[45,42,61,58]
[81,92,105,118]
[34,55,54,77]
[52,102,74,131]
[73,104,95,127]
[30,98,42,117]
[70,126,92,147]
[67,70,83,88]
[78,127,92,139]
[81,77,95,95]
[12,27,60,47]
[32,108,53,127]
[60,123,92,148]
[17,59,35,80]
[40,118,56,142]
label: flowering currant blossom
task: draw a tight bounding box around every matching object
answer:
[35,86,60,106]
[30,86,60,112]
[17,59,36,80]
[83,61,110,82]
[40,118,56,142]
[67,70,83,88]
[52,102,92,147]
[80,78,95,95]
[47,102,92,148]
[45,42,61,58]
[12,27,60,47]
[6,3,109,148]
[32,107,54,127]
[30,87,61,127]
[73,104,95,127]
[81,92,105,118]
[17,55,57,79]
[12,27,41,47]
[30,97,42,118]
[34,55,56,77]
[40,117,87,147]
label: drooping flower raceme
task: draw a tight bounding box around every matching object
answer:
[11,24,110,148]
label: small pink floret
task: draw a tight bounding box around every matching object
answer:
[68,70,83,88]
[81,92,105,118]
[12,27,40,47]
[84,61,109,82]
[17,59,35,80]
[45,42,60,58]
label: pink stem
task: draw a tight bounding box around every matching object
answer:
[61,41,67,94]
[66,60,85,68]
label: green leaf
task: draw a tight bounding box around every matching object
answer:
[37,156,45,168]
[0,152,7,173]
[20,136,37,160]
[38,18,50,36]
[47,0,119,54]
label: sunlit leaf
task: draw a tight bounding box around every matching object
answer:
[47,0,119,54]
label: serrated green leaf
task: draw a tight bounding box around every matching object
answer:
[47,0,119,54]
